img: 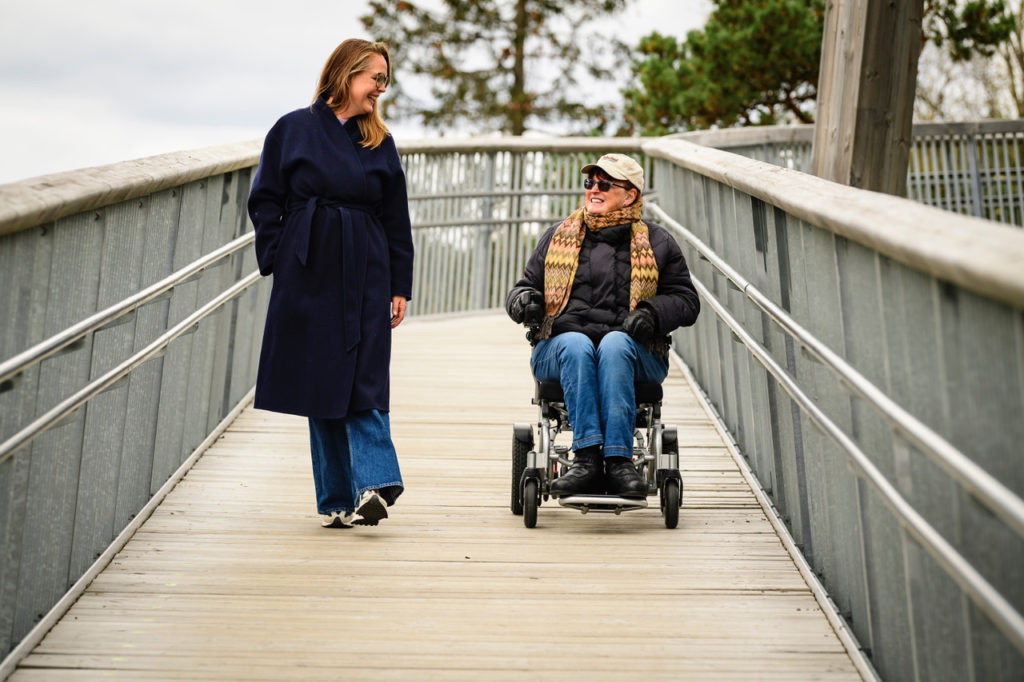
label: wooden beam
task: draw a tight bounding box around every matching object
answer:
[811,0,924,196]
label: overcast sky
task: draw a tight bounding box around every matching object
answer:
[0,0,711,184]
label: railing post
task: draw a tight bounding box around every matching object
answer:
[967,133,985,219]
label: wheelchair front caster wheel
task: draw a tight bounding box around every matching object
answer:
[661,479,680,529]
[523,479,538,528]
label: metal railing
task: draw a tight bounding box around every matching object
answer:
[0,150,268,665]
[646,137,1024,681]
[679,120,1024,227]
[1,122,1022,676]
[647,200,1024,653]
[400,139,652,314]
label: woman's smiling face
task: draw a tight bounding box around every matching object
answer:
[337,53,388,119]
[584,172,638,215]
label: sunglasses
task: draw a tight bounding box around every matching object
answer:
[584,177,631,192]
[369,72,390,89]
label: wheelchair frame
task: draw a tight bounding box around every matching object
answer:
[511,381,683,529]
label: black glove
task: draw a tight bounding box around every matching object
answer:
[623,305,657,343]
[509,290,543,324]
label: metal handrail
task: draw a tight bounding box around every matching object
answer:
[411,216,566,230]
[647,201,1024,538]
[691,274,1024,654]
[0,270,262,465]
[0,232,255,389]
[408,189,582,200]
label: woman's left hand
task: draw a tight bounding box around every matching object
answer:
[390,296,408,328]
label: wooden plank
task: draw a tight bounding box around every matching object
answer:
[9,312,864,680]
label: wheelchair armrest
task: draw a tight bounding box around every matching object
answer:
[535,380,565,403]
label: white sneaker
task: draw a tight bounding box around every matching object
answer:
[352,491,389,526]
[320,511,354,528]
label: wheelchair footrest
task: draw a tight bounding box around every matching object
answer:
[557,495,649,515]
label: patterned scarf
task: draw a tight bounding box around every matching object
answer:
[537,199,658,339]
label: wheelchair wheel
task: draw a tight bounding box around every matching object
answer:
[511,424,532,515]
[662,479,680,529]
[523,479,538,528]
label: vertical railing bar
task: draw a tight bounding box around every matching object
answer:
[1012,133,1024,225]
[967,132,985,219]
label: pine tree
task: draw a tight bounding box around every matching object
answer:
[623,0,1016,135]
[361,0,631,135]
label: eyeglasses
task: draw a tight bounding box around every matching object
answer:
[584,177,630,192]
[369,72,389,89]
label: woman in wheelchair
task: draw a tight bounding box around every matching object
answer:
[506,153,699,499]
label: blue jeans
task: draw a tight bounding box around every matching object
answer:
[308,410,404,515]
[531,331,669,458]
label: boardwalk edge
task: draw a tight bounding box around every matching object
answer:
[671,351,880,682]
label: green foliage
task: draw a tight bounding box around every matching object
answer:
[625,0,1017,135]
[624,0,825,134]
[926,0,1016,61]
[361,0,630,136]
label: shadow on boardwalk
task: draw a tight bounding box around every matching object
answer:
[10,312,863,681]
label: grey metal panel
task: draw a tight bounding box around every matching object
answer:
[0,220,52,655]
[204,172,241,424]
[946,291,1024,679]
[69,197,147,579]
[801,223,871,642]
[150,182,204,491]
[0,226,52,444]
[114,189,178,531]
[968,599,1024,679]
[835,240,916,678]
[744,198,785,504]
[14,209,103,646]
[873,262,968,679]
[189,175,229,446]
[0,450,30,655]
[766,208,807,546]
[788,218,840,595]
[715,184,741,439]
[726,193,760,468]
[942,290,1024,493]
[903,533,970,682]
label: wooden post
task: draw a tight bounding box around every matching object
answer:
[811,0,924,196]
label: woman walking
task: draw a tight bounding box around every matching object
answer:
[248,39,414,528]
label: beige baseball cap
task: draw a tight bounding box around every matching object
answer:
[581,153,645,193]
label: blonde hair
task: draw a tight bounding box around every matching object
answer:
[314,39,391,149]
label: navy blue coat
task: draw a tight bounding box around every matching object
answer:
[248,97,414,418]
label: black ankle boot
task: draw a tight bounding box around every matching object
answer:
[549,446,603,496]
[604,457,647,498]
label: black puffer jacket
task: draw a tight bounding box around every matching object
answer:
[505,220,700,351]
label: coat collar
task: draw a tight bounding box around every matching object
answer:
[314,95,364,143]
[586,222,631,245]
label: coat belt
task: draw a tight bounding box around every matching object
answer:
[287,197,375,352]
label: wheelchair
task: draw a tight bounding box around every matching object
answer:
[510,377,683,529]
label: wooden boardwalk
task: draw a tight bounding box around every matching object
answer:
[11,312,864,680]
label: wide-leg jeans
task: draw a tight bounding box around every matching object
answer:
[308,409,404,515]
[530,331,669,458]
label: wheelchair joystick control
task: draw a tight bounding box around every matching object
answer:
[523,302,543,329]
